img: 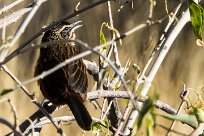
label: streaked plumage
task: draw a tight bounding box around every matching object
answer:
[34,21,92,130]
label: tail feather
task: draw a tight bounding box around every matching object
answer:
[67,96,92,130]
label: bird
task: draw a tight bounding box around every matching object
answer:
[34,21,92,130]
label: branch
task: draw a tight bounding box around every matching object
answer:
[14,91,176,135]
[190,123,204,136]
[122,3,191,135]
[104,1,122,129]
[166,86,189,135]
[0,0,25,14]
[87,91,176,114]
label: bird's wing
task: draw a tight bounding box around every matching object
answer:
[62,45,88,98]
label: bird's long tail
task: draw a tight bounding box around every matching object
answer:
[67,96,92,130]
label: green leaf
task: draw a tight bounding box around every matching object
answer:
[115,82,120,89]
[193,108,204,123]
[146,115,154,136]
[91,120,109,133]
[0,88,13,96]
[91,121,103,133]
[100,23,107,45]
[137,98,154,128]
[100,120,109,128]
[158,113,198,128]
[189,0,204,41]
[99,22,108,66]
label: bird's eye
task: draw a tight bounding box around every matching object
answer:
[64,27,69,30]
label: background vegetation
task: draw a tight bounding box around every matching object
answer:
[0,0,204,135]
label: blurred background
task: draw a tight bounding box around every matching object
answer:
[0,0,203,135]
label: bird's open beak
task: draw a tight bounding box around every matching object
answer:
[70,21,83,32]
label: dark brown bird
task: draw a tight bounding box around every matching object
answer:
[34,21,92,130]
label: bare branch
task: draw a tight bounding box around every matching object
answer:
[87,90,176,114]
[0,0,25,14]
[14,90,177,135]
[122,2,190,135]
[166,85,189,135]
[190,123,204,136]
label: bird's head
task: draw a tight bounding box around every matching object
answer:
[44,21,83,41]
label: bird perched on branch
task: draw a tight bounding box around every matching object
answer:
[34,21,92,130]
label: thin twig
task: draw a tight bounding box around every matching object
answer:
[0,0,25,14]
[78,40,140,113]
[0,118,22,136]
[7,99,18,130]
[0,8,31,29]
[133,3,182,93]
[26,116,113,135]
[148,0,155,19]
[2,65,33,97]
[106,0,122,129]
[0,98,19,134]
[166,85,189,136]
